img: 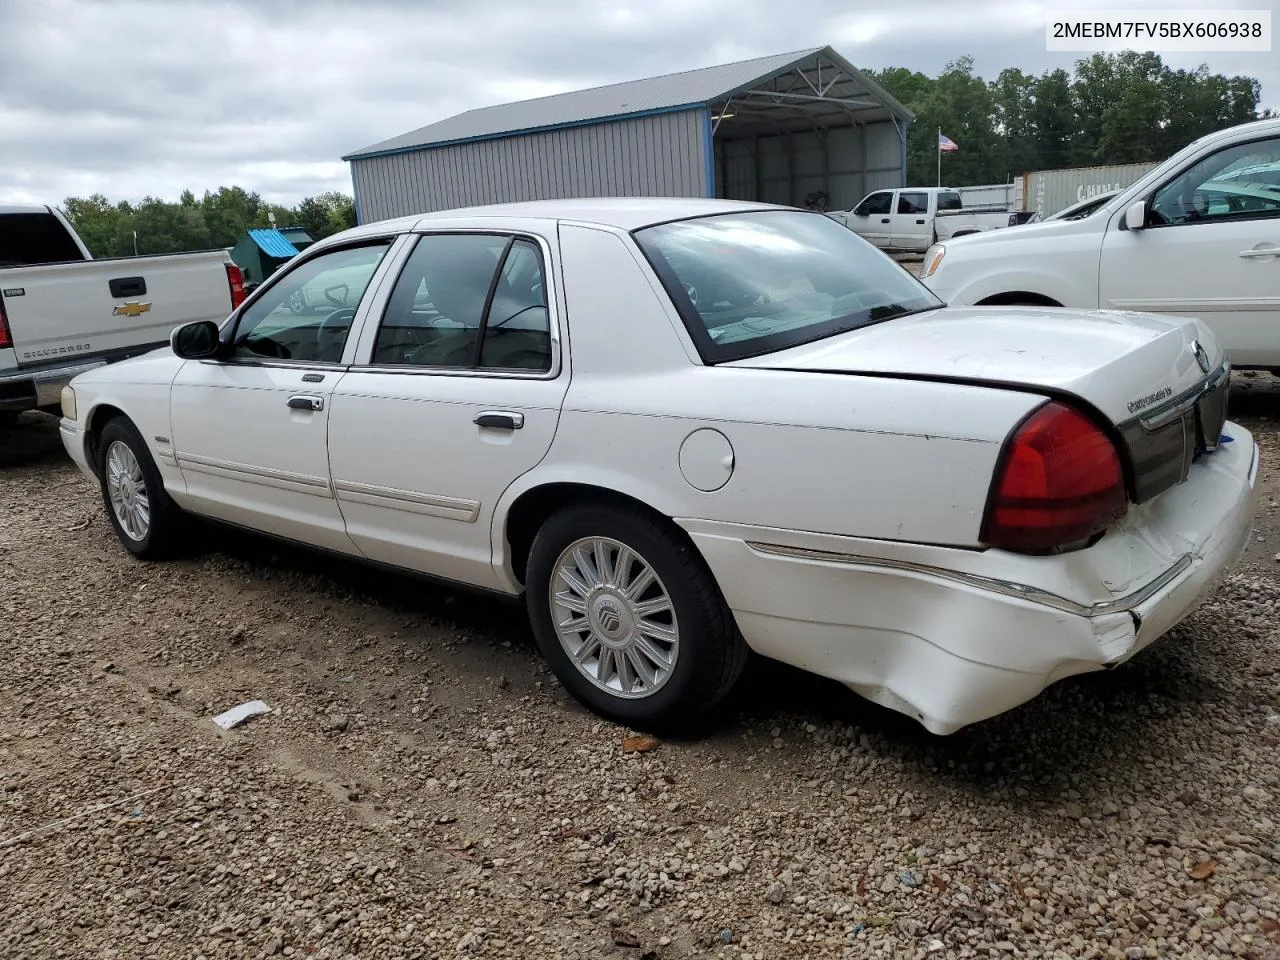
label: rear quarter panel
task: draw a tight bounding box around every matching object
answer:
[2,251,233,367]
[496,222,1045,559]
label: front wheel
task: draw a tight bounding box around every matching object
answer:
[96,417,186,559]
[525,503,748,731]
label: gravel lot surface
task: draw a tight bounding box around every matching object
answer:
[2,378,1278,960]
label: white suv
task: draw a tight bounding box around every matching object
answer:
[921,117,1280,371]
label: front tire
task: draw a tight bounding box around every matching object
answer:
[525,503,747,731]
[96,417,185,559]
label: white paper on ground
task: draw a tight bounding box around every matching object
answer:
[212,700,271,730]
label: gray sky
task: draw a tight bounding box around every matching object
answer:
[2,0,1276,207]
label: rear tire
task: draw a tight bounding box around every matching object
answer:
[0,411,20,428]
[96,417,186,559]
[525,503,747,732]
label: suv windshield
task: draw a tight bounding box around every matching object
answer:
[633,210,942,363]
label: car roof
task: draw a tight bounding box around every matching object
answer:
[0,203,53,215]
[336,197,790,244]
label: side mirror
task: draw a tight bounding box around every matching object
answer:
[1124,200,1147,231]
[853,209,869,217]
[171,319,223,360]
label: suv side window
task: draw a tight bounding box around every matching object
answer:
[854,191,893,216]
[372,234,552,372]
[897,192,929,214]
[1149,137,1280,226]
[232,241,392,363]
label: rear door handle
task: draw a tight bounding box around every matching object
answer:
[474,411,524,430]
[915,219,926,224]
[1238,246,1279,259]
[880,218,891,224]
[287,395,324,411]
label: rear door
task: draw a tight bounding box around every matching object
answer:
[847,191,895,247]
[328,227,569,591]
[1099,133,1280,367]
[890,190,932,250]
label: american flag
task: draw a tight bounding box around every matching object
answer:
[938,132,959,152]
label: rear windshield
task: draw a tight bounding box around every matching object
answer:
[0,212,86,266]
[633,210,942,363]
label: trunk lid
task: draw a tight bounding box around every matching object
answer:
[733,305,1231,504]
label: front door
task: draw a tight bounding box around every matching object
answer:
[849,190,895,247]
[1099,133,1280,367]
[168,239,397,552]
[328,230,569,590]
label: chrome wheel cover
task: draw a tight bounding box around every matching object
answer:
[550,537,679,699]
[105,440,151,542]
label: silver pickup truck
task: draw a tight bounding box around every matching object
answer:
[0,204,246,423]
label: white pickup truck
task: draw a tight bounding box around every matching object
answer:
[830,186,1030,252]
[921,117,1280,372]
[0,204,246,422]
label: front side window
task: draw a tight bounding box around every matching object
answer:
[898,192,929,215]
[232,242,391,363]
[371,233,551,372]
[634,210,944,363]
[1149,136,1280,226]
[855,191,893,216]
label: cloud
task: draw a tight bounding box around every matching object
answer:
[1,0,1275,207]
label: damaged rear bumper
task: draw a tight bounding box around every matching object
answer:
[680,421,1259,735]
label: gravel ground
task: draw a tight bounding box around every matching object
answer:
[2,379,1279,960]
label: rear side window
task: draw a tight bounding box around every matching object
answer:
[0,213,86,266]
[937,192,962,211]
[898,192,929,214]
[371,234,552,372]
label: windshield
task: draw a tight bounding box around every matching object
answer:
[633,210,943,363]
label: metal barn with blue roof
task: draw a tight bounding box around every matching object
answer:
[341,46,912,224]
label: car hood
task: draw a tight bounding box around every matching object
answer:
[72,345,181,388]
[730,305,1223,426]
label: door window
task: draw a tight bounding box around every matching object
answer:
[937,191,962,211]
[1149,137,1280,227]
[372,234,552,372]
[854,191,893,216]
[231,242,392,363]
[897,192,929,215]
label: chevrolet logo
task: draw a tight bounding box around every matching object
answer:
[113,301,151,318]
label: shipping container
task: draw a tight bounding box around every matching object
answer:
[1019,162,1160,218]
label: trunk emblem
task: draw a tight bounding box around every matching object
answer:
[1190,340,1210,374]
[113,301,152,318]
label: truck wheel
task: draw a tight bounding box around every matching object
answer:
[96,417,187,559]
[525,503,748,732]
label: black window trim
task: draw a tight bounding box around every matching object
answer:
[359,229,560,380]
[629,208,944,366]
[216,235,399,369]
[1136,133,1280,231]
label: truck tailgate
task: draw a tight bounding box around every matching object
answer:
[0,250,233,367]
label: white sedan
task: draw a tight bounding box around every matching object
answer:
[59,198,1259,735]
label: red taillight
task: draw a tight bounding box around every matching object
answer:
[225,262,246,309]
[981,401,1127,553]
[0,295,11,348]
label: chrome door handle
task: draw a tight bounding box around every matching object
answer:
[287,394,324,411]
[1238,247,1279,259]
[473,410,524,430]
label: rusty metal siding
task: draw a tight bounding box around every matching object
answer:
[350,109,709,223]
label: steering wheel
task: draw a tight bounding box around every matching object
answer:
[314,307,356,357]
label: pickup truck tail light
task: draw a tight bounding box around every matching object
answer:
[981,401,1127,553]
[225,263,246,309]
[0,294,11,348]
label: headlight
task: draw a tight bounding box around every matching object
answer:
[922,244,946,279]
[60,386,77,420]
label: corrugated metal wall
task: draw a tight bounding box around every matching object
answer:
[1020,161,1160,217]
[714,121,904,209]
[350,109,710,223]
